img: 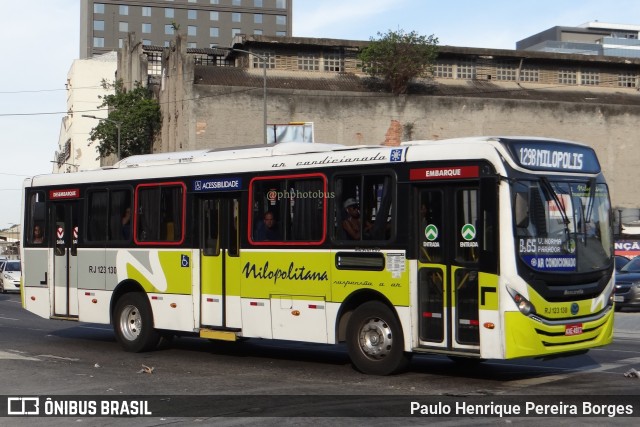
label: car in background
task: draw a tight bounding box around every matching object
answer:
[614,256,640,311]
[0,260,21,293]
[615,255,631,272]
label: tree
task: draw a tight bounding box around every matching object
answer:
[88,79,161,159]
[358,29,439,95]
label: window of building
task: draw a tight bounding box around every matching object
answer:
[232,13,241,22]
[93,37,105,47]
[165,24,174,35]
[119,22,128,32]
[188,25,197,36]
[142,23,151,34]
[86,188,132,243]
[210,11,219,21]
[254,0,263,6]
[188,42,197,48]
[434,62,453,78]
[276,31,286,37]
[165,8,174,18]
[232,28,242,37]
[324,53,343,72]
[618,72,638,88]
[276,0,286,8]
[143,39,152,46]
[188,10,197,20]
[211,0,219,4]
[276,15,286,26]
[519,68,539,82]
[252,51,275,68]
[142,7,151,17]
[254,29,263,35]
[135,183,185,244]
[457,61,476,79]
[558,69,577,85]
[210,27,219,37]
[250,174,326,244]
[119,38,124,48]
[94,3,105,14]
[333,174,395,242]
[189,0,197,2]
[496,62,517,81]
[146,52,162,75]
[298,53,319,71]
[233,0,241,5]
[93,20,104,31]
[581,70,600,86]
[164,41,171,47]
[254,14,262,24]
[119,5,128,15]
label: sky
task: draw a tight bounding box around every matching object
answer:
[2,0,640,230]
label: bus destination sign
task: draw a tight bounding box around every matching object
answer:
[504,140,600,174]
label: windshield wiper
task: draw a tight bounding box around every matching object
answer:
[540,177,571,236]
[584,178,596,224]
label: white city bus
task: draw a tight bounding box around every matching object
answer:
[21,136,614,375]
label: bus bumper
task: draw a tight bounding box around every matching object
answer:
[504,307,614,359]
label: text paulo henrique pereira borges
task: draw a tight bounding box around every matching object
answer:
[410,401,634,417]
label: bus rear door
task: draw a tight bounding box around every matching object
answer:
[52,200,80,318]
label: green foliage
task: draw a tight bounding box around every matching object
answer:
[358,29,439,95]
[88,79,161,159]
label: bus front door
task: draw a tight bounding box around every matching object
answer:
[52,202,79,318]
[416,185,481,353]
[198,196,241,329]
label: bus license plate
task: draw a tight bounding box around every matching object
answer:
[614,295,624,302]
[565,324,583,336]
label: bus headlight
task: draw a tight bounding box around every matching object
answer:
[513,293,536,316]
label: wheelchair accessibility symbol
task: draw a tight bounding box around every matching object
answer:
[181,255,190,268]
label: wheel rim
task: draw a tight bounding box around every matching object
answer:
[358,317,393,360]
[119,304,142,341]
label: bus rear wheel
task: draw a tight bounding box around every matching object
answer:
[113,293,160,352]
[346,301,410,375]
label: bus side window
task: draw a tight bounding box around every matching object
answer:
[27,191,47,245]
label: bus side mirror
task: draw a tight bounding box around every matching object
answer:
[515,192,530,228]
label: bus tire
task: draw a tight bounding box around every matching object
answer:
[113,293,160,352]
[346,301,410,375]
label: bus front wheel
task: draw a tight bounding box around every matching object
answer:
[113,293,160,352]
[346,301,410,375]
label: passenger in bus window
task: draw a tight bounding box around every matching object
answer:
[342,198,372,240]
[33,225,44,244]
[254,211,281,241]
[121,207,132,240]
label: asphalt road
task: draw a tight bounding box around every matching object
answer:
[0,292,639,426]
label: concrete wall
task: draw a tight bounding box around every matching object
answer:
[191,85,639,210]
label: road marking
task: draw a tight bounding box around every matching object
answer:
[36,354,80,362]
[505,356,640,388]
[0,316,19,321]
[0,350,40,361]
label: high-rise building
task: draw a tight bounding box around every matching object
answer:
[80,0,292,58]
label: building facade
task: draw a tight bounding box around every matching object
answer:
[54,52,117,173]
[517,21,640,58]
[80,0,292,58]
[60,32,638,222]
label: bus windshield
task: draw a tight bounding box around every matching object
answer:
[513,179,612,273]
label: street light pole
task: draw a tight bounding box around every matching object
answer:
[82,114,122,161]
[222,48,268,144]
